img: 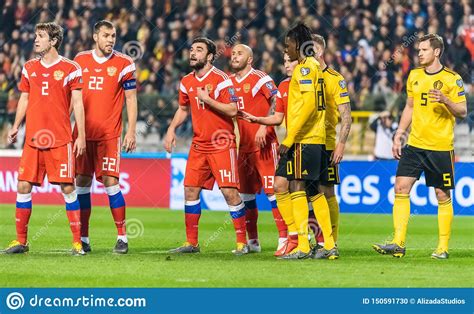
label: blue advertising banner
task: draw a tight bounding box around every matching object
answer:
[0,288,471,314]
[167,154,473,215]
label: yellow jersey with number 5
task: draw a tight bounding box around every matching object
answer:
[406,66,466,151]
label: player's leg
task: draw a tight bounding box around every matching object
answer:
[237,151,260,251]
[256,143,288,251]
[169,149,209,253]
[425,150,455,259]
[76,175,92,252]
[60,183,84,256]
[103,175,128,254]
[373,145,421,257]
[5,144,44,254]
[210,148,248,255]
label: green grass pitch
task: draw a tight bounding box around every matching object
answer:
[0,205,472,287]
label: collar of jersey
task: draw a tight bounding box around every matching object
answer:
[194,66,215,82]
[424,65,444,76]
[40,56,62,68]
[234,68,254,83]
[92,49,113,64]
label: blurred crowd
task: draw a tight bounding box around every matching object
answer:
[0,0,473,146]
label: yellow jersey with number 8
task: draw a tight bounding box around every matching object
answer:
[406,66,466,151]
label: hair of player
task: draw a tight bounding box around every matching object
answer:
[35,22,63,50]
[286,23,315,57]
[192,37,217,63]
[94,20,115,33]
[418,33,444,57]
[312,34,326,49]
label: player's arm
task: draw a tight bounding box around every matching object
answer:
[240,111,285,126]
[71,89,86,157]
[428,89,467,119]
[7,92,29,144]
[196,87,237,117]
[332,102,352,165]
[164,105,190,153]
[393,97,413,159]
[122,89,138,153]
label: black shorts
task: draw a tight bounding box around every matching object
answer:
[396,145,455,189]
[320,149,341,185]
[275,151,288,178]
[285,143,327,181]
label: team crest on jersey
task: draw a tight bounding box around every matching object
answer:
[456,79,463,87]
[300,67,310,76]
[206,84,213,92]
[243,83,251,93]
[107,66,117,76]
[339,80,346,89]
[433,80,443,90]
[53,70,64,81]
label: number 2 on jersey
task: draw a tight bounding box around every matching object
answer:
[89,76,104,90]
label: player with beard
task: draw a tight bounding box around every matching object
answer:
[164,37,250,255]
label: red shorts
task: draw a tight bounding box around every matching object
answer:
[238,142,279,194]
[18,143,74,186]
[76,137,121,183]
[184,148,239,190]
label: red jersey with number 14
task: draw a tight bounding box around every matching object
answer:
[231,68,278,153]
[73,50,136,141]
[179,66,238,153]
[18,57,82,149]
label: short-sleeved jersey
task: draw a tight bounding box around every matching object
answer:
[406,66,466,151]
[231,68,278,152]
[73,50,136,141]
[18,57,82,149]
[179,66,238,153]
[285,57,325,146]
[275,77,290,127]
[322,66,350,150]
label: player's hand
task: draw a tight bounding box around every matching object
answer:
[7,127,18,144]
[122,131,136,153]
[428,89,448,104]
[196,87,210,103]
[331,142,345,165]
[392,134,403,160]
[73,137,86,157]
[279,143,289,156]
[239,111,259,123]
[255,125,267,148]
[164,130,176,153]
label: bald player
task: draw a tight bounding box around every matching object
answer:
[230,44,287,254]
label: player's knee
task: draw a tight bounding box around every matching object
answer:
[103,175,119,187]
[76,175,92,187]
[394,179,411,194]
[60,184,75,194]
[289,180,305,193]
[435,188,450,202]
[221,188,240,205]
[17,181,32,194]
[319,184,335,197]
[184,187,200,201]
[273,177,289,193]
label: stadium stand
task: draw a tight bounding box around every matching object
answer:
[0,0,472,156]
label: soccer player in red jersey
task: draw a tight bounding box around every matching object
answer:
[230,44,287,254]
[73,20,137,254]
[241,53,299,257]
[4,22,87,255]
[164,37,249,255]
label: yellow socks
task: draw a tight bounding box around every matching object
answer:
[392,193,410,247]
[437,198,453,252]
[290,191,310,253]
[275,191,297,234]
[310,193,335,250]
[327,196,340,243]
